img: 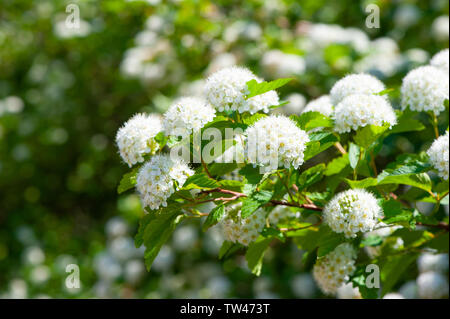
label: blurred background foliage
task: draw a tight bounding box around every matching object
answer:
[0,0,448,298]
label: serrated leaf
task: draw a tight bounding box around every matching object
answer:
[239,164,264,185]
[202,204,225,232]
[218,240,241,260]
[183,172,220,190]
[297,164,326,190]
[241,190,273,218]
[317,226,346,257]
[245,237,272,276]
[360,235,383,247]
[303,132,339,161]
[325,154,349,176]
[246,78,293,99]
[290,112,333,131]
[242,113,267,126]
[354,124,389,149]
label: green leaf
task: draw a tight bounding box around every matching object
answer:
[354,124,389,149]
[241,190,273,218]
[360,235,383,247]
[245,237,272,276]
[241,113,267,126]
[202,204,225,232]
[297,164,326,190]
[349,143,360,169]
[117,168,138,194]
[239,164,264,185]
[218,240,241,260]
[325,154,349,176]
[183,172,220,190]
[246,78,293,99]
[389,117,425,134]
[290,112,333,131]
[304,132,339,161]
[208,163,238,177]
[261,227,285,242]
[350,267,379,299]
[317,226,346,257]
[380,253,419,296]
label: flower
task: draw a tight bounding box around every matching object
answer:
[417,272,449,299]
[430,49,449,74]
[302,95,334,117]
[330,73,386,106]
[323,189,382,238]
[116,113,162,167]
[204,66,279,114]
[261,50,306,78]
[313,243,357,295]
[273,93,306,115]
[333,94,397,133]
[427,131,449,180]
[136,154,194,210]
[417,253,449,274]
[220,203,265,246]
[163,96,216,136]
[245,115,310,172]
[401,66,449,115]
[268,206,295,226]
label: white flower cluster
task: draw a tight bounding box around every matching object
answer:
[427,131,449,181]
[116,113,162,167]
[204,66,279,114]
[163,97,216,136]
[324,189,382,238]
[401,66,449,115]
[330,73,386,106]
[333,94,397,133]
[363,223,403,258]
[268,206,295,226]
[417,272,449,299]
[302,95,334,117]
[430,49,449,74]
[220,204,265,246]
[136,154,194,210]
[245,115,310,172]
[261,50,306,78]
[313,243,357,295]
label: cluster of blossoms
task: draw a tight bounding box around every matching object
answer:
[333,94,397,133]
[417,272,449,299]
[220,204,266,246]
[268,206,296,226]
[430,49,449,74]
[401,65,449,115]
[204,66,279,114]
[329,73,386,106]
[302,95,333,117]
[427,131,449,181]
[162,97,216,136]
[115,113,162,167]
[136,154,194,210]
[313,243,357,295]
[261,50,306,78]
[323,189,382,238]
[245,115,310,172]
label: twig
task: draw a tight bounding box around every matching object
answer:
[334,142,347,155]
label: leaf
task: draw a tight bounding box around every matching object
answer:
[218,240,241,260]
[317,226,346,257]
[325,154,349,176]
[202,204,225,232]
[239,164,264,185]
[183,172,220,190]
[350,267,379,299]
[154,131,168,148]
[360,235,383,247]
[380,253,419,296]
[261,227,285,242]
[269,101,289,110]
[242,113,267,126]
[304,132,339,161]
[354,124,389,149]
[117,168,138,194]
[297,164,326,190]
[290,112,333,131]
[389,117,425,134]
[208,163,238,177]
[349,143,360,169]
[241,190,273,218]
[246,78,293,99]
[245,237,272,276]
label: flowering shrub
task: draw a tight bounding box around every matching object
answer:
[116,61,449,298]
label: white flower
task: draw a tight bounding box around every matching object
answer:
[417,253,449,274]
[383,293,405,299]
[401,66,449,115]
[163,97,216,136]
[363,223,403,258]
[432,15,449,41]
[204,66,279,114]
[136,154,194,210]
[430,49,449,74]
[116,113,162,167]
[417,272,449,299]
[245,115,310,172]
[427,131,449,180]
[273,93,306,116]
[302,95,334,117]
[313,243,357,295]
[334,94,397,133]
[330,73,386,106]
[336,282,361,299]
[261,50,306,78]
[220,203,265,246]
[324,189,382,238]
[268,206,295,226]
